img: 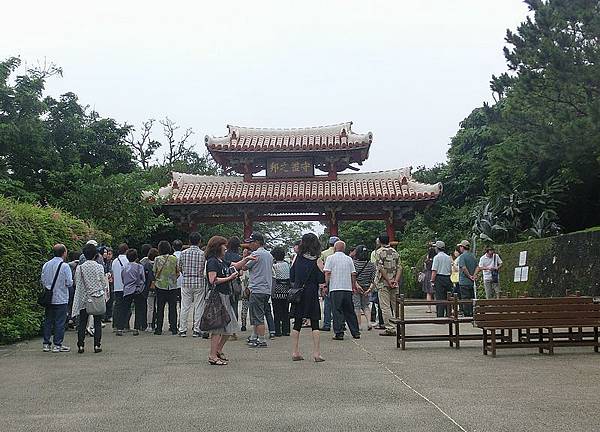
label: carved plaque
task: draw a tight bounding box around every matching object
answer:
[266,157,314,178]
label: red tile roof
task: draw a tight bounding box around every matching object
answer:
[160,169,442,205]
[205,122,372,153]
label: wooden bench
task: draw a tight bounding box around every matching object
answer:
[391,294,482,350]
[474,296,600,357]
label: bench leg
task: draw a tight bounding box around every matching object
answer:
[594,327,599,353]
[483,330,488,355]
[491,329,496,357]
[538,328,544,353]
[396,322,400,349]
[400,323,406,351]
[449,323,454,348]
[548,328,554,355]
[455,321,460,349]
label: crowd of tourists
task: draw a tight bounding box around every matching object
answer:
[40,231,502,364]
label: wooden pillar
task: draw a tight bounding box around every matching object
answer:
[328,210,339,236]
[243,211,253,239]
[385,210,396,242]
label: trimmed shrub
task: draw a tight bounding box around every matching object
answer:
[0,196,109,344]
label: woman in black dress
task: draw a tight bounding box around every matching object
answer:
[290,233,326,362]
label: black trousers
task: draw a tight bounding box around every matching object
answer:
[371,301,384,325]
[156,289,178,333]
[78,309,102,348]
[120,293,147,330]
[272,298,290,336]
[459,285,474,317]
[104,284,114,321]
[330,290,360,337]
[434,275,453,318]
[112,291,123,328]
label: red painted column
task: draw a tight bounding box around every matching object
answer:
[243,212,253,239]
[385,210,396,242]
[328,211,339,237]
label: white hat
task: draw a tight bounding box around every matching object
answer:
[434,240,445,250]
[86,240,98,247]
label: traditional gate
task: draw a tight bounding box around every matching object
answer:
[158,122,442,239]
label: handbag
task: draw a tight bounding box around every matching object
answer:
[86,294,106,316]
[490,254,499,283]
[37,262,63,307]
[81,266,107,316]
[200,287,231,331]
[418,272,425,283]
[288,261,316,304]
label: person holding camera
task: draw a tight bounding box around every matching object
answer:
[204,236,255,365]
[475,246,503,299]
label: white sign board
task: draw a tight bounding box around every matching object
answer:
[519,251,527,266]
[521,266,529,282]
[514,267,522,282]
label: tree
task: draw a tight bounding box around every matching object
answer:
[160,117,194,168]
[486,0,600,231]
[125,119,161,170]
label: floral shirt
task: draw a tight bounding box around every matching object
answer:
[153,255,178,290]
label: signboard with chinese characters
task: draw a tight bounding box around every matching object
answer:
[266,157,314,178]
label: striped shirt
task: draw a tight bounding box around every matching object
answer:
[178,246,206,290]
[353,260,376,290]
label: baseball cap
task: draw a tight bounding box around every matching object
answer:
[86,240,98,247]
[434,240,445,249]
[458,240,470,248]
[328,236,340,246]
[244,232,265,244]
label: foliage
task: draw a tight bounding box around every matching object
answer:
[49,166,168,247]
[0,196,109,344]
[339,221,385,249]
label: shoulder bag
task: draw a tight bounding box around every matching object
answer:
[82,265,106,316]
[200,281,231,331]
[491,254,499,283]
[38,262,64,307]
[288,260,316,304]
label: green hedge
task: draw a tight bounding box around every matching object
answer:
[496,228,600,298]
[0,196,109,344]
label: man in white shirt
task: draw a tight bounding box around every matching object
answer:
[475,246,503,299]
[324,241,360,340]
[41,244,73,352]
[111,243,129,330]
[430,241,453,317]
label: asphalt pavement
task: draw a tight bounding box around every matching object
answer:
[1,307,599,432]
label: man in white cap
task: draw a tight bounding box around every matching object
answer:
[430,241,453,317]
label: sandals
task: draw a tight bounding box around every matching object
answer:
[208,358,228,366]
[217,352,229,362]
[313,356,325,363]
[292,354,304,361]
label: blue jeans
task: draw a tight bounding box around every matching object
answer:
[323,294,332,329]
[43,304,68,346]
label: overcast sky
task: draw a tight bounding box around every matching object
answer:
[3,0,529,173]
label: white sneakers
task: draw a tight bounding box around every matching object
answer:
[42,344,51,352]
[51,345,71,353]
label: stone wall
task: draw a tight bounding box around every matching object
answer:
[495,228,600,297]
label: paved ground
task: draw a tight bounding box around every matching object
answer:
[1,307,599,432]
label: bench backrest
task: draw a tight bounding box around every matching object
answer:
[474,297,600,328]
